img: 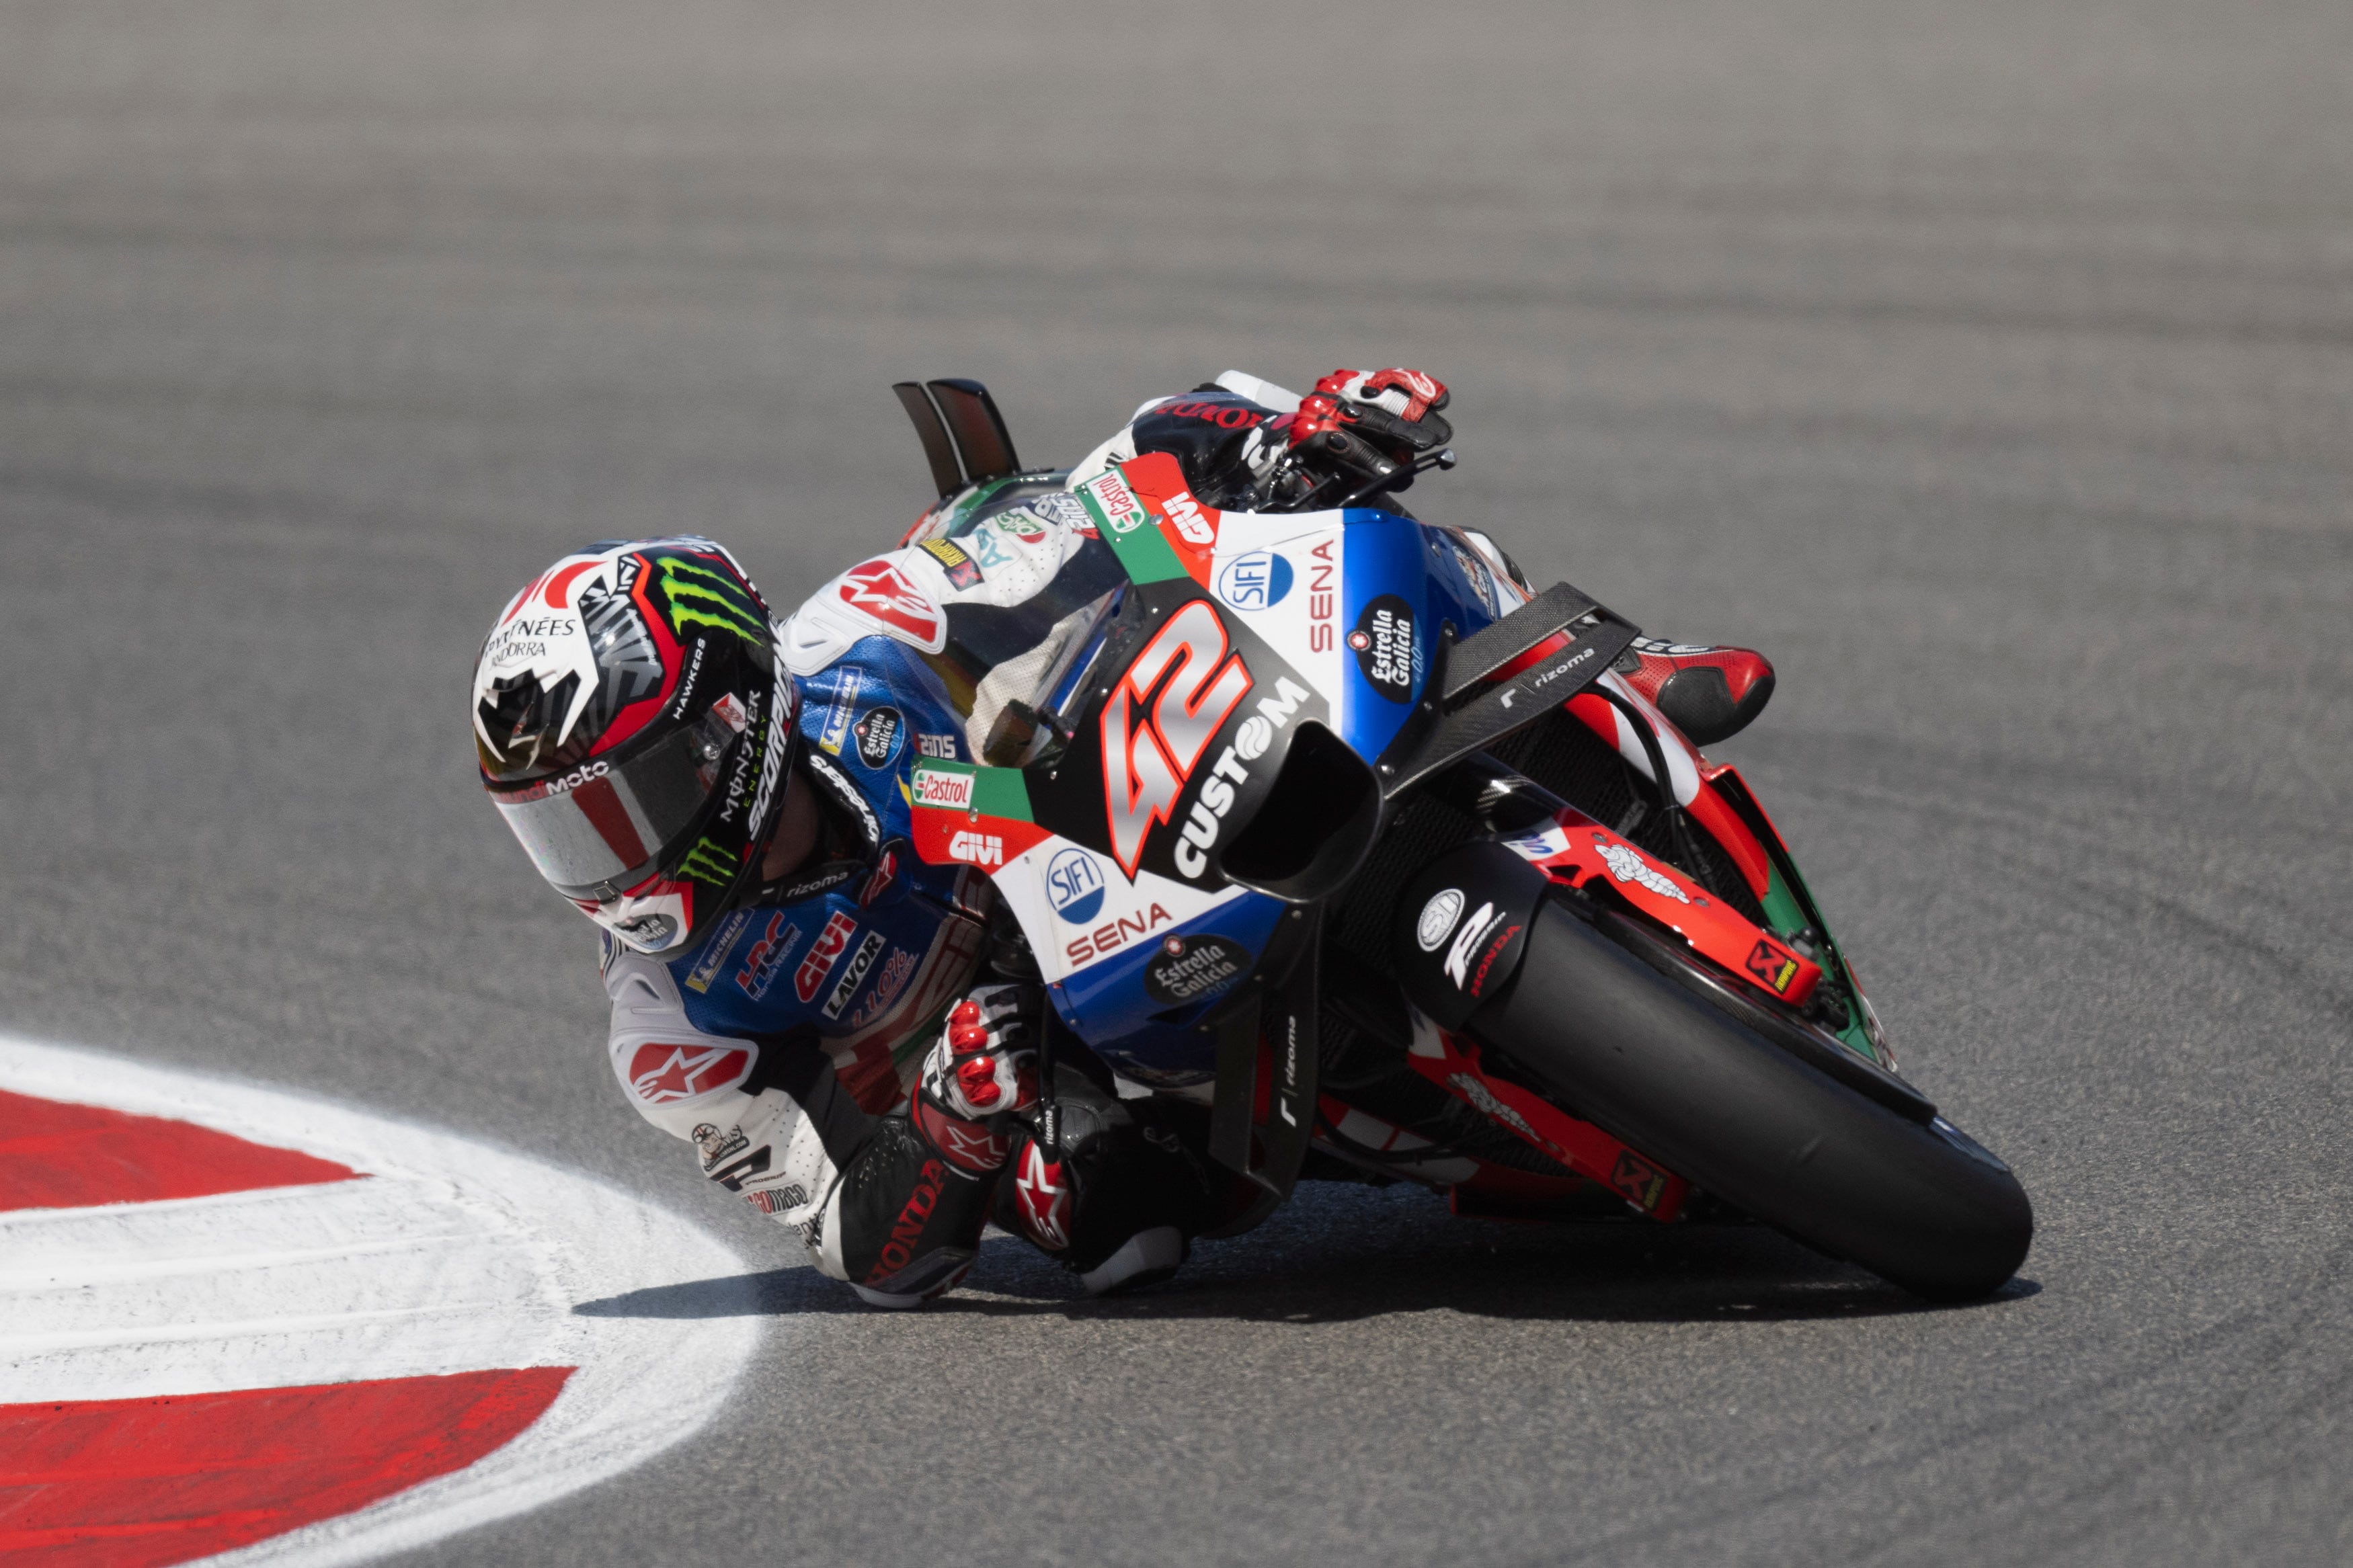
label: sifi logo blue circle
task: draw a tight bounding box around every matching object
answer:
[1044,847,1106,923]
[1216,550,1293,612]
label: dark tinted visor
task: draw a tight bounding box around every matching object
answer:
[491,707,740,897]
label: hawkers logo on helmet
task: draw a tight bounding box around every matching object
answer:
[479,540,805,958]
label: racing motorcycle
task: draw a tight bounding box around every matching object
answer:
[890,378,2032,1301]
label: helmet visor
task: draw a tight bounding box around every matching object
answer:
[490,708,738,897]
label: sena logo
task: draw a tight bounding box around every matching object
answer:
[837,559,943,647]
[795,911,859,1003]
[1063,900,1172,966]
[1306,538,1337,653]
[1100,600,1252,877]
[627,1043,750,1104]
[948,829,1003,866]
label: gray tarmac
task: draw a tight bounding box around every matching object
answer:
[4,1,2351,1562]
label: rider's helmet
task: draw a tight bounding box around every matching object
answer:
[471,537,799,957]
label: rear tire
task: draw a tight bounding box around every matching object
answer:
[1474,895,2033,1301]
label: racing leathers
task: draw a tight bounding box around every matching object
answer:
[597,367,1773,1307]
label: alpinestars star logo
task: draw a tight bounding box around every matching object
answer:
[627,1043,750,1104]
[1100,599,1252,877]
[1014,1142,1070,1250]
[836,559,945,649]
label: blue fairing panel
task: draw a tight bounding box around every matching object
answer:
[1048,892,1291,1087]
[1333,512,1507,763]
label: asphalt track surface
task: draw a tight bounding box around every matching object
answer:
[3,2,2349,1563]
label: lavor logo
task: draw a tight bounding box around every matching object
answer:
[1348,593,1417,702]
[652,554,765,647]
[822,930,887,1020]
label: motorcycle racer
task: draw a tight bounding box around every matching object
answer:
[472,368,1776,1308]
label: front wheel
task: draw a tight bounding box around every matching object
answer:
[1473,895,2033,1301]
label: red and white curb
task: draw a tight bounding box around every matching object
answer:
[0,1034,760,1567]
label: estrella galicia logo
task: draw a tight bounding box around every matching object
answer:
[1348,593,1417,703]
[1044,848,1105,923]
[852,706,903,768]
[1143,934,1251,1007]
[1215,550,1293,612]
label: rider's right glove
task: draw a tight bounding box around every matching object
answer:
[1281,367,1455,499]
[910,983,1039,1176]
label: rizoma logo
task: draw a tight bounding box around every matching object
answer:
[795,912,859,1003]
[1100,600,1252,878]
[1529,645,1597,689]
[948,829,1004,866]
[652,554,765,647]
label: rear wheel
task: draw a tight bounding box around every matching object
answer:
[1474,894,2033,1301]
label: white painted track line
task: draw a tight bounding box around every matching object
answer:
[0,1034,764,1567]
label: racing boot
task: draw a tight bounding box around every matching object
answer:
[996,1064,1232,1296]
[1613,638,1776,746]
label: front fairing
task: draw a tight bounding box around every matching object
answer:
[908,457,1513,1085]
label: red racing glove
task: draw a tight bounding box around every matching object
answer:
[910,984,1038,1175]
[1281,368,1454,501]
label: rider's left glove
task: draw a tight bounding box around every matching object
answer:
[910,983,1038,1175]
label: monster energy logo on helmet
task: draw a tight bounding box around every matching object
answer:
[653,554,766,647]
[676,835,740,888]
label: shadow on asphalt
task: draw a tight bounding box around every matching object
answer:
[576,1181,2040,1325]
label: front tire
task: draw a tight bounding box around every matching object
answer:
[1473,895,2033,1301]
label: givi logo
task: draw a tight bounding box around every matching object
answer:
[0,1035,754,1567]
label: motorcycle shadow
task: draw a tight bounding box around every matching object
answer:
[951,1182,2038,1324]
[575,1182,2037,1325]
